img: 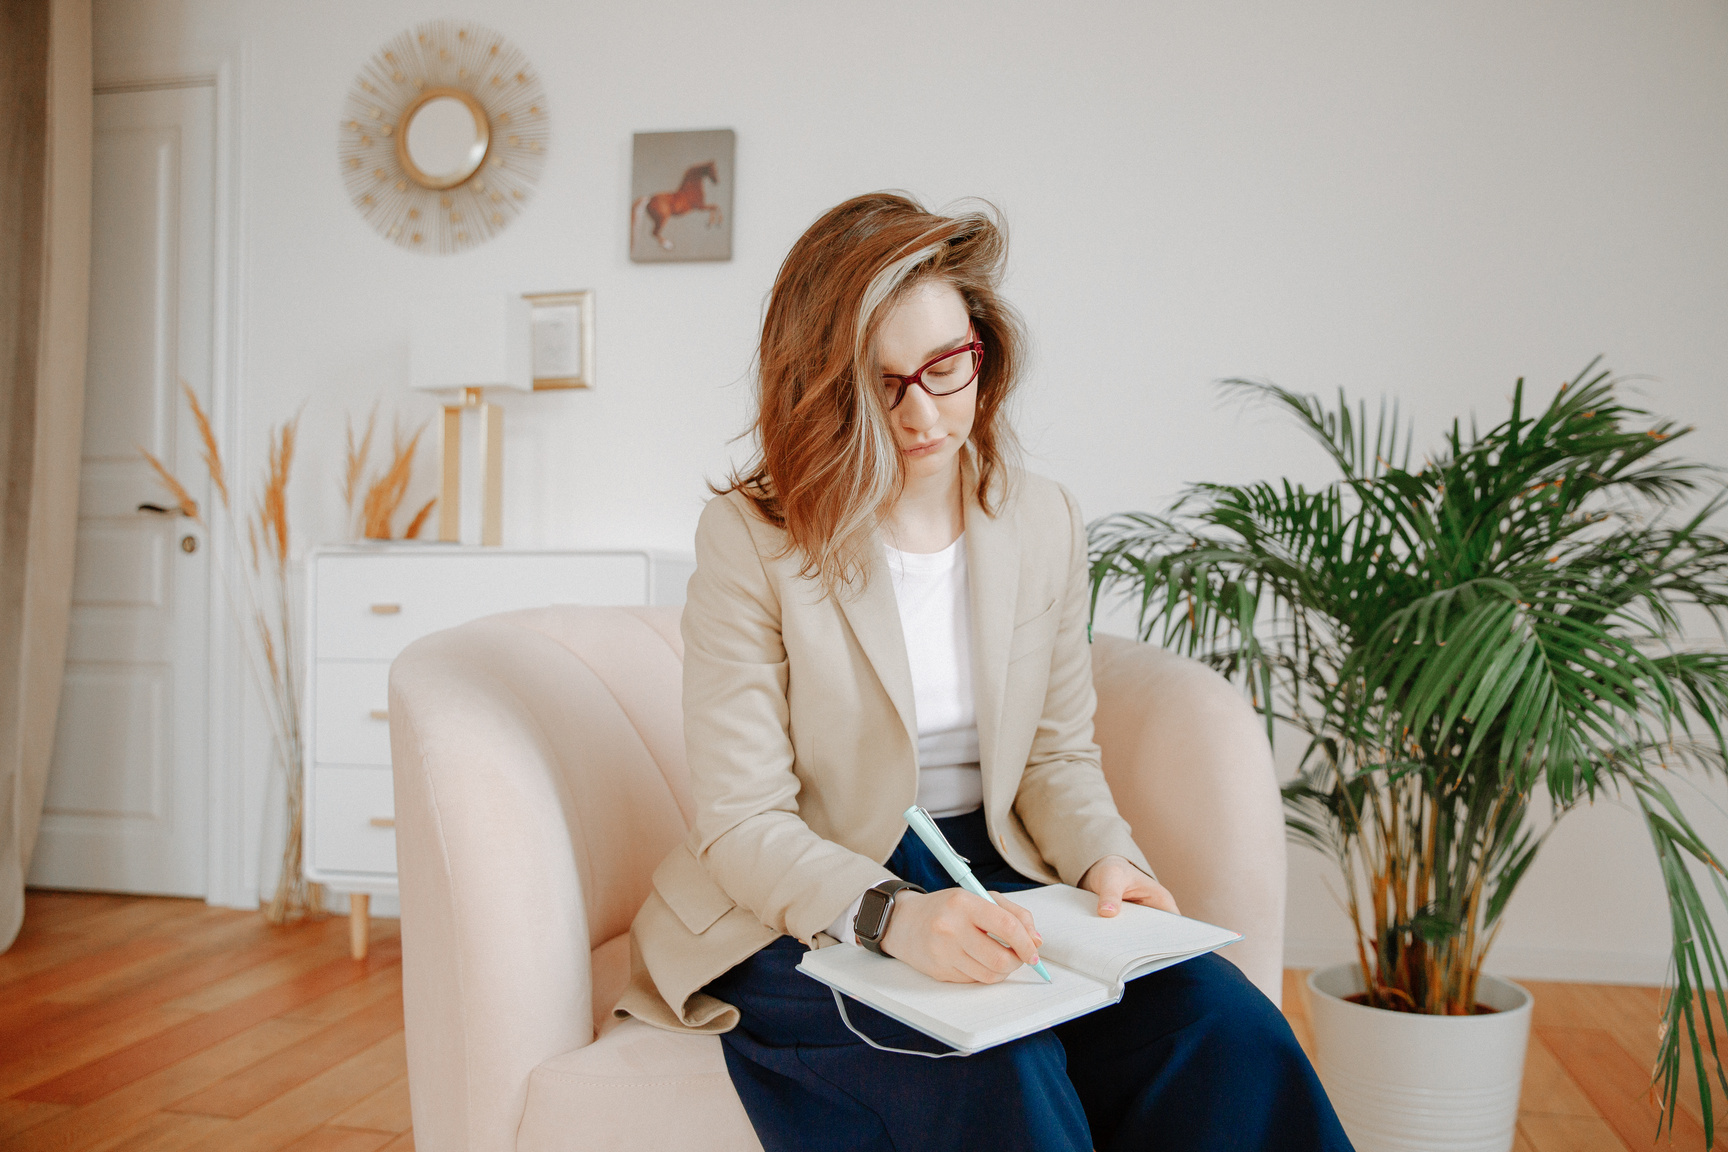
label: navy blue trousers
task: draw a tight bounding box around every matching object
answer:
[704,811,1354,1152]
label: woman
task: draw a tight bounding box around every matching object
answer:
[618,193,1352,1152]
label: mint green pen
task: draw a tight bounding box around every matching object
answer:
[902,805,1053,983]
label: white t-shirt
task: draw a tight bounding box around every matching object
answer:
[826,533,982,943]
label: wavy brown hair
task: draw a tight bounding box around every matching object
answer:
[720,192,1026,595]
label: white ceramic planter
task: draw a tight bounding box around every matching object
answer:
[1306,963,1533,1152]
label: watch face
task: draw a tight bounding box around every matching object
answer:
[857,887,892,940]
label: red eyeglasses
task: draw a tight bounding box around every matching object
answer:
[880,332,985,410]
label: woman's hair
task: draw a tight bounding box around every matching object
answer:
[719,191,1026,595]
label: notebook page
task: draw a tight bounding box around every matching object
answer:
[1009,886,1242,988]
[797,944,1111,1052]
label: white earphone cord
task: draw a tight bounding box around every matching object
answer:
[831,989,967,1059]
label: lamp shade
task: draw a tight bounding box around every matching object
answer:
[410,293,532,392]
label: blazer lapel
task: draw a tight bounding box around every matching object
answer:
[963,453,1018,810]
[836,451,1020,796]
[837,537,919,756]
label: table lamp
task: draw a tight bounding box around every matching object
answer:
[410,293,532,546]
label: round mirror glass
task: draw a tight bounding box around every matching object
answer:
[400,92,489,189]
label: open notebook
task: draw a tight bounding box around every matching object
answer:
[796,884,1242,1056]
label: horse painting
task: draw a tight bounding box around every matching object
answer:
[631,161,723,251]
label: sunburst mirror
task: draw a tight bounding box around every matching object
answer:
[339,21,549,255]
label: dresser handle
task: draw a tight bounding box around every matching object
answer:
[369,709,389,721]
[369,603,402,615]
[369,817,396,828]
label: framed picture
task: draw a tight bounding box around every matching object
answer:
[524,290,594,390]
[629,128,735,262]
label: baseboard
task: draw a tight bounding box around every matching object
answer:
[1283,937,1668,986]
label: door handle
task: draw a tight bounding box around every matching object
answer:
[138,502,197,517]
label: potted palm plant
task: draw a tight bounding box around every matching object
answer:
[1088,363,1728,1150]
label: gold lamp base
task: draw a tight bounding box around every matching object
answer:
[438,386,505,546]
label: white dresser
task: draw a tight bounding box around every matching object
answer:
[303,545,694,956]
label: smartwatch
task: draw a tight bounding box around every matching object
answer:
[853,879,925,956]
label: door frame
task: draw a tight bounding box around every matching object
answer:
[94,53,251,909]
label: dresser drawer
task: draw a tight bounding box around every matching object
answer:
[313,660,392,766]
[313,551,651,660]
[310,766,397,876]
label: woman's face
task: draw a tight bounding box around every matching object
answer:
[873,279,978,483]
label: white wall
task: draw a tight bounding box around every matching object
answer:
[93,0,1728,979]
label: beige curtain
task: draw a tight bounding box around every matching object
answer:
[0,0,92,952]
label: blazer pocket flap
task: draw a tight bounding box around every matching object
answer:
[652,844,736,935]
[1008,597,1060,663]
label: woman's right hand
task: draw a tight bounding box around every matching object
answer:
[879,889,1044,983]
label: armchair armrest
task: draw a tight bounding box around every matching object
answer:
[390,621,596,1152]
[390,606,691,1152]
[1090,635,1287,1005]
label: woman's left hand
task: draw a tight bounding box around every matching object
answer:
[1078,855,1180,917]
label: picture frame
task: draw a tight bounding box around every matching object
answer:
[629,128,735,263]
[524,290,594,390]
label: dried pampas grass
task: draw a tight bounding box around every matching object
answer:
[343,404,377,515]
[140,384,318,925]
[139,450,199,521]
[343,407,435,540]
[403,496,437,540]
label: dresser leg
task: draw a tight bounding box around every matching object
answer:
[349,893,370,960]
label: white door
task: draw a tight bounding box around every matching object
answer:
[28,85,215,896]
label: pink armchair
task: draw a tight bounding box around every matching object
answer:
[389,605,1284,1152]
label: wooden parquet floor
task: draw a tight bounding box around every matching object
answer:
[1,891,409,1152]
[0,891,1712,1151]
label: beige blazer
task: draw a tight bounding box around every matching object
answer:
[619,453,1154,1033]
